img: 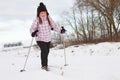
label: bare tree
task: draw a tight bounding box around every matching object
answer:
[76,0,120,40]
[62,7,83,42]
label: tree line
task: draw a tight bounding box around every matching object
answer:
[61,0,120,44]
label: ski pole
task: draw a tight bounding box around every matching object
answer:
[63,39,67,66]
[20,38,34,72]
[61,33,68,66]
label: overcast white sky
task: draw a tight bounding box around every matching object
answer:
[0,0,74,44]
[0,0,74,20]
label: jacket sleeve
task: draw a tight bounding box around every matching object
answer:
[30,18,38,34]
[49,16,61,33]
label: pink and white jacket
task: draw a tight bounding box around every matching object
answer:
[30,16,61,42]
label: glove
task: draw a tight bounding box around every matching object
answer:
[61,26,66,34]
[31,30,38,37]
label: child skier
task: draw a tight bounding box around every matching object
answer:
[30,2,66,71]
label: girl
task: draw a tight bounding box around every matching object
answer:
[30,2,66,71]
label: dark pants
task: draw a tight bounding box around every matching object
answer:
[37,41,50,67]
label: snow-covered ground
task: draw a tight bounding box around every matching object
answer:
[0,42,120,80]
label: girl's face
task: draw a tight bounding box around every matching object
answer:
[39,11,47,18]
